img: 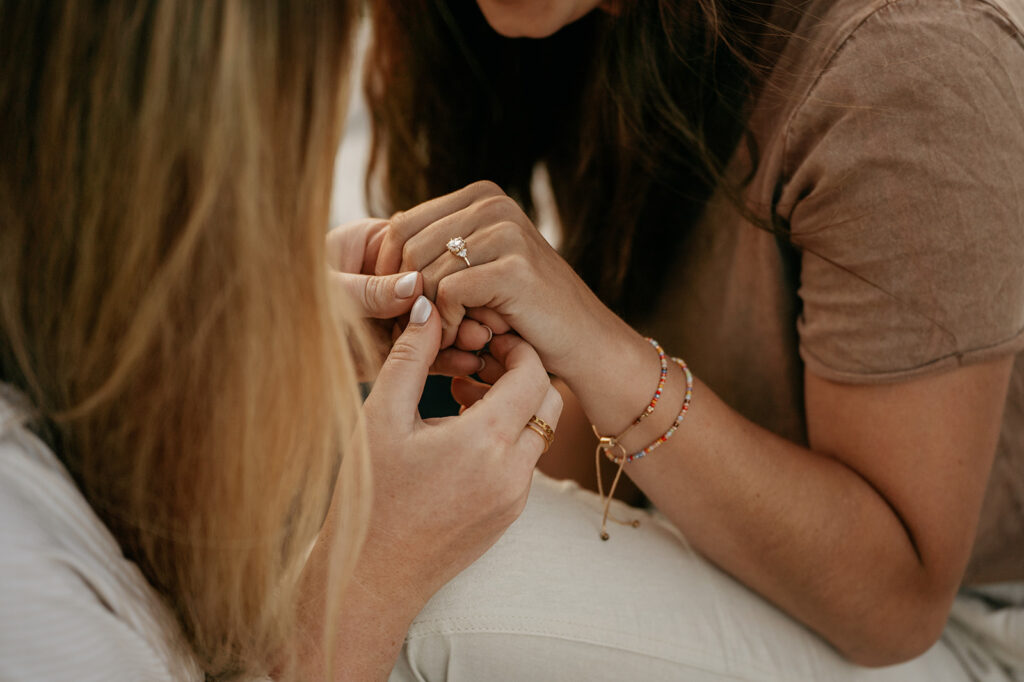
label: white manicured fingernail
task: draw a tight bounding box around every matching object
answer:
[395,272,418,298]
[481,324,493,345]
[476,355,486,374]
[410,296,432,325]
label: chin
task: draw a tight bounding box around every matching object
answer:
[476,0,586,39]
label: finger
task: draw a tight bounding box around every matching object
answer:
[513,383,563,466]
[362,223,389,274]
[330,270,422,319]
[486,332,533,367]
[431,348,486,377]
[417,220,516,300]
[398,195,523,273]
[459,337,549,445]
[451,376,491,408]
[376,180,505,275]
[466,307,511,335]
[476,352,505,385]
[367,296,441,419]
[326,218,389,273]
[477,333,536,384]
[434,260,524,348]
[455,318,493,352]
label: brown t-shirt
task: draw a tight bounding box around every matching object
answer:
[644,0,1024,584]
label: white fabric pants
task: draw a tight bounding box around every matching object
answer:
[391,472,1024,682]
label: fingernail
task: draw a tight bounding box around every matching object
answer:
[481,324,493,345]
[410,295,432,325]
[476,355,486,374]
[395,271,418,298]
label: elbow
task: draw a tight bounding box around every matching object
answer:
[833,596,950,668]
[840,628,943,668]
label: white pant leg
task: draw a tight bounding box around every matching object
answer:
[391,472,972,682]
[943,584,1024,681]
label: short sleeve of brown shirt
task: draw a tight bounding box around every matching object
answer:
[775,0,1024,381]
[648,0,1024,583]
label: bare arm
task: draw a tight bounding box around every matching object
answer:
[564,324,1010,665]
[377,181,1013,666]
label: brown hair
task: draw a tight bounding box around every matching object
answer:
[0,1,370,677]
[365,0,776,320]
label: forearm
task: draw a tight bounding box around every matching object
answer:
[559,328,955,665]
[293,529,426,681]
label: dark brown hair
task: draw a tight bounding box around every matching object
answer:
[365,0,777,319]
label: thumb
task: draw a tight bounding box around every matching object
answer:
[368,296,441,417]
[330,270,422,319]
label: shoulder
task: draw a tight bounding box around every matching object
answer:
[791,0,1024,76]
[751,1,1024,380]
[749,0,1024,210]
[762,0,1024,148]
[0,393,201,681]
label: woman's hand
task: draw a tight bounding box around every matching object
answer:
[329,213,566,592]
[326,218,424,373]
[373,181,633,382]
[304,296,561,680]
[360,298,561,604]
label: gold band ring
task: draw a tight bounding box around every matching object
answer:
[446,236,471,267]
[526,415,555,453]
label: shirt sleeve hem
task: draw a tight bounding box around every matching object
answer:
[799,326,1024,385]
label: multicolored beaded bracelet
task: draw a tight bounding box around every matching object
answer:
[633,337,669,428]
[604,357,693,465]
[591,338,667,455]
[592,352,695,540]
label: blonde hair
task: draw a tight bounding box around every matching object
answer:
[0,1,370,677]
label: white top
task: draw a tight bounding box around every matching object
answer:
[0,387,202,681]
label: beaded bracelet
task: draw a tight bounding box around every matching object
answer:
[629,337,669,430]
[593,355,695,540]
[590,337,667,454]
[604,357,693,464]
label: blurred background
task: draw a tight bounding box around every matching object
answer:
[331,23,462,417]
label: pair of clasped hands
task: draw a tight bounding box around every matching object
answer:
[326,180,609,612]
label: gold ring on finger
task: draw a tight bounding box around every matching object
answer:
[526,415,555,453]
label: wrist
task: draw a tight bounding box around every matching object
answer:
[561,322,669,438]
[293,524,428,680]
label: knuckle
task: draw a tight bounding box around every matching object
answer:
[503,221,529,249]
[469,179,502,197]
[389,210,406,233]
[548,386,564,414]
[435,277,453,302]
[503,253,530,277]
[384,337,419,366]
[474,194,512,219]
[436,279,464,315]
[363,275,387,309]
[400,240,416,268]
